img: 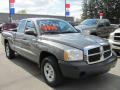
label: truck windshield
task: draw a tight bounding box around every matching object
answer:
[37,19,78,34]
[81,19,98,26]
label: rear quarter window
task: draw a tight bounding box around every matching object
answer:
[104,21,110,26]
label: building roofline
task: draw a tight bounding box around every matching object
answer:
[1,13,73,18]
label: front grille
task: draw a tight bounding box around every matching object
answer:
[114,37,120,41]
[113,44,120,47]
[115,33,120,36]
[89,54,101,62]
[114,33,120,41]
[103,45,110,51]
[104,51,111,58]
[85,44,112,64]
[88,47,100,54]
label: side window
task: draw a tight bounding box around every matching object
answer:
[98,21,104,28]
[98,23,104,28]
[104,22,110,26]
[25,21,36,34]
[17,20,26,33]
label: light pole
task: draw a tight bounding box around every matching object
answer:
[65,0,66,20]
[9,0,12,23]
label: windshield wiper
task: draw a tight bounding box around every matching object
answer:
[42,31,61,35]
[62,31,78,33]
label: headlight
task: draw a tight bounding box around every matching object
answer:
[86,30,91,35]
[82,30,91,35]
[109,33,114,41]
[64,49,83,61]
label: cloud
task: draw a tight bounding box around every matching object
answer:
[0,0,82,18]
[0,0,9,12]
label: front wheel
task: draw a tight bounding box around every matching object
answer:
[41,56,63,87]
[5,42,15,59]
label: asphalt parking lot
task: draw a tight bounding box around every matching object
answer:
[0,34,120,90]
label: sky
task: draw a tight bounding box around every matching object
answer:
[0,0,83,18]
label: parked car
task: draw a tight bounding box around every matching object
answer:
[75,19,116,38]
[109,28,120,55]
[1,23,17,32]
[1,18,117,86]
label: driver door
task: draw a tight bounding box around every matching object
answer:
[22,20,38,62]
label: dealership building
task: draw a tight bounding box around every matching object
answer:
[0,13,74,23]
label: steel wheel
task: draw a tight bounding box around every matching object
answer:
[41,56,63,87]
[5,44,10,57]
[5,43,15,59]
[44,63,55,82]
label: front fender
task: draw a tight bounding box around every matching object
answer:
[37,41,64,61]
[1,31,15,50]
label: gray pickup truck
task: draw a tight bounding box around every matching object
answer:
[75,19,116,38]
[1,18,117,86]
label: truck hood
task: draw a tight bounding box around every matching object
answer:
[40,33,108,50]
[114,28,120,33]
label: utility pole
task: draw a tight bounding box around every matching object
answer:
[9,0,12,23]
[84,0,88,18]
[65,0,67,20]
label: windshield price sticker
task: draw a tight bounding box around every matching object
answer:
[40,25,58,31]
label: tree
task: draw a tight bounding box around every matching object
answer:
[17,9,27,14]
[82,0,120,23]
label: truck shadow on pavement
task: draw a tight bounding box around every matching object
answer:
[11,55,120,90]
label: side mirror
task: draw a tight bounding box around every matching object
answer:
[25,30,37,36]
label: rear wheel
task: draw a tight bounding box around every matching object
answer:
[41,56,63,87]
[5,42,15,59]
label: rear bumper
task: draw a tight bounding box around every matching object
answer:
[59,52,117,78]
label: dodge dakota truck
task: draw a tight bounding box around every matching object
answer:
[75,19,116,38]
[1,18,117,86]
[109,28,120,55]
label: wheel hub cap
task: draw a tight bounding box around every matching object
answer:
[6,45,9,56]
[44,63,55,82]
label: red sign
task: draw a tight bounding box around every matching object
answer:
[10,3,14,8]
[10,0,15,3]
[99,13,104,16]
[40,25,58,31]
[66,4,70,8]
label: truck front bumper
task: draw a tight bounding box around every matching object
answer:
[109,40,120,51]
[59,52,117,78]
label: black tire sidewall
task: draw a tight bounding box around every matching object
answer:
[5,43,15,59]
[41,56,62,87]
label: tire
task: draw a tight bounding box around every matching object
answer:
[91,33,97,36]
[5,42,15,59]
[41,56,63,87]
